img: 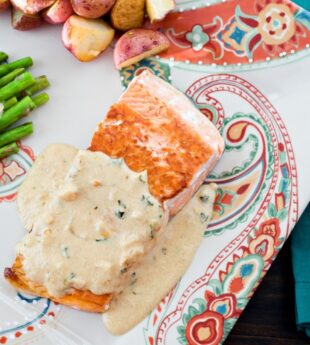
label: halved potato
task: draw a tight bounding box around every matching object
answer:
[42,0,73,24]
[0,0,10,13]
[71,0,115,19]
[10,0,55,14]
[111,0,145,31]
[11,7,42,30]
[62,15,115,62]
[4,256,112,313]
[114,28,170,69]
[146,0,175,23]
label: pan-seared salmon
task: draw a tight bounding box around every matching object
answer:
[90,70,224,215]
[5,72,223,316]
[4,256,112,313]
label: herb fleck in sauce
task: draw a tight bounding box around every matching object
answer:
[199,195,209,203]
[200,212,209,223]
[61,246,70,258]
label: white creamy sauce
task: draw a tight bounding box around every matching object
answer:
[16,144,216,335]
[17,144,78,231]
[17,145,167,297]
[103,183,216,334]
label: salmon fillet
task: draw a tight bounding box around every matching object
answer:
[90,70,224,215]
[4,256,112,313]
[5,72,223,313]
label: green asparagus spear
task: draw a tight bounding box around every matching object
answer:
[0,142,19,159]
[0,72,35,102]
[0,122,33,147]
[0,96,35,132]
[0,57,33,78]
[31,93,49,109]
[24,75,50,96]
[0,66,9,77]
[0,68,25,88]
[3,97,18,110]
[8,57,33,70]
[0,52,8,64]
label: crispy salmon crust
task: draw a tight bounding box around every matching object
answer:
[90,102,214,202]
[4,256,112,313]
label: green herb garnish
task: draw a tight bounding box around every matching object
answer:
[141,194,154,206]
[110,158,123,166]
[139,175,146,183]
[149,222,158,230]
[95,238,107,242]
[65,272,76,283]
[199,195,209,203]
[115,210,125,219]
[200,212,209,223]
[115,200,127,219]
[117,200,127,209]
[130,272,137,286]
[61,246,70,259]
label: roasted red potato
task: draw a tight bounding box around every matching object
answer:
[114,28,170,69]
[111,0,145,31]
[62,15,115,62]
[11,6,42,30]
[0,0,10,13]
[10,0,55,14]
[43,0,73,24]
[71,0,115,19]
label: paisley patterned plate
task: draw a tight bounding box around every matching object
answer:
[1,0,310,344]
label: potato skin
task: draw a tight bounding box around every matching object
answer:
[71,0,115,19]
[43,0,73,24]
[11,6,42,30]
[114,28,170,69]
[111,0,145,31]
[0,0,10,13]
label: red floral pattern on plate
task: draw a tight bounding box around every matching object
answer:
[147,0,310,64]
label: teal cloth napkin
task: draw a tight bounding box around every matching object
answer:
[292,0,310,11]
[291,203,310,337]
